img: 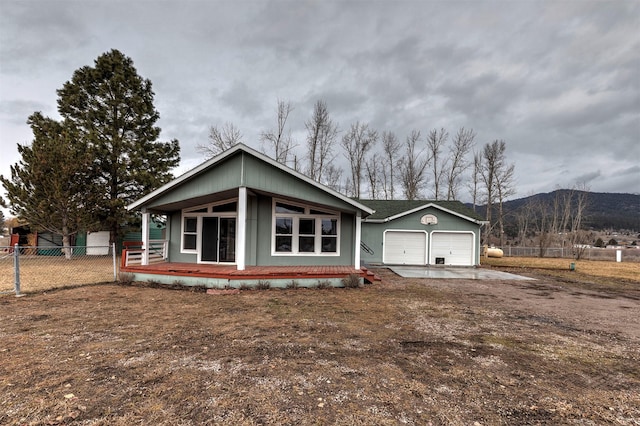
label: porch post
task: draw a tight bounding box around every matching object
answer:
[141,211,150,265]
[354,210,362,270]
[237,187,247,270]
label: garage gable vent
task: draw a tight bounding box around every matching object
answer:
[420,214,438,225]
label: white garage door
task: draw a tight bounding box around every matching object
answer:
[430,232,474,266]
[384,231,427,265]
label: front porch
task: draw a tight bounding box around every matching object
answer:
[120,261,379,288]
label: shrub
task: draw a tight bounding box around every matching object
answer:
[342,274,361,289]
[256,280,271,290]
[286,280,299,289]
[239,282,252,290]
[118,272,134,285]
[316,279,332,289]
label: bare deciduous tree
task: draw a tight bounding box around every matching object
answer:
[494,162,516,247]
[481,139,513,244]
[380,131,402,200]
[559,184,591,259]
[323,164,343,193]
[365,153,382,199]
[532,196,554,257]
[468,150,482,211]
[341,122,378,198]
[197,122,243,158]
[445,127,475,201]
[261,99,296,165]
[514,195,534,246]
[426,128,448,200]
[305,100,338,184]
[400,130,429,200]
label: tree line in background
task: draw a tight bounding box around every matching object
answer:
[510,186,591,259]
[1,49,602,258]
[0,50,180,257]
[198,99,518,245]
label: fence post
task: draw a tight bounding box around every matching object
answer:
[112,243,117,282]
[13,244,21,296]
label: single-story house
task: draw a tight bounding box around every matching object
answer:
[122,144,485,288]
[123,144,376,287]
[359,200,485,267]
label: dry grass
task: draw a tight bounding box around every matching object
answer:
[0,269,638,425]
[0,255,115,294]
[483,256,640,283]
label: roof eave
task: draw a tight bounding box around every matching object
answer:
[364,202,484,224]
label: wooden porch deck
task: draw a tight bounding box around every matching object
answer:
[121,262,380,283]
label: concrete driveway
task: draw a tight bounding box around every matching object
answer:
[388,266,535,280]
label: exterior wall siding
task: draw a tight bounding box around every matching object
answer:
[146,155,243,210]
[241,155,357,213]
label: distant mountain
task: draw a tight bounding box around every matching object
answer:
[469,190,639,232]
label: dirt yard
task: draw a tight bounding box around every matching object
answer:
[1,265,638,425]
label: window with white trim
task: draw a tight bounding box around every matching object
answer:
[273,200,340,255]
[183,217,197,251]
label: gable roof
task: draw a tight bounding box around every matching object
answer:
[127,144,374,216]
[358,199,485,224]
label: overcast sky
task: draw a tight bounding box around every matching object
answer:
[1,0,638,216]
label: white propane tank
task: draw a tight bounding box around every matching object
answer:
[486,247,504,258]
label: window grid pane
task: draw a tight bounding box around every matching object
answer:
[321,237,337,253]
[276,236,292,252]
[183,234,196,250]
[184,217,197,233]
[322,219,337,235]
[275,217,292,235]
[299,236,315,252]
[299,218,315,235]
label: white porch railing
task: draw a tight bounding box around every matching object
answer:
[123,240,168,267]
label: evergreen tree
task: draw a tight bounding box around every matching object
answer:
[56,49,180,244]
[0,113,97,257]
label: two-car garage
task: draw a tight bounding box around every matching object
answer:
[360,200,484,267]
[383,230,474,266]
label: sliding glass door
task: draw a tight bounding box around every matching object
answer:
[200,217,236,263]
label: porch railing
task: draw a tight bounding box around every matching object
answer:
[122,240,168,267]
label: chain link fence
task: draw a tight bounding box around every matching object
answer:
[499,246,640,262]
[1,245,118,296]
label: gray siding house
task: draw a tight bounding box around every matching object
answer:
[124,144,374,286]
[124,144,484,287]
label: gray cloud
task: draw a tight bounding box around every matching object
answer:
[1,0,639,211]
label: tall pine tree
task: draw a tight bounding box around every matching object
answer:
[1,113,97,258]
[57,49,180,244]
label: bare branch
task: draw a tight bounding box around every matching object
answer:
[261,99,296,165]
[196,122,243,158]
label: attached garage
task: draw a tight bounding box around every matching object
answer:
[430,232,474,266]
[360,200,485,267]
[383,231,427,265]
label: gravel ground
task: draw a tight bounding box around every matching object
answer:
[1,267,638,425]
